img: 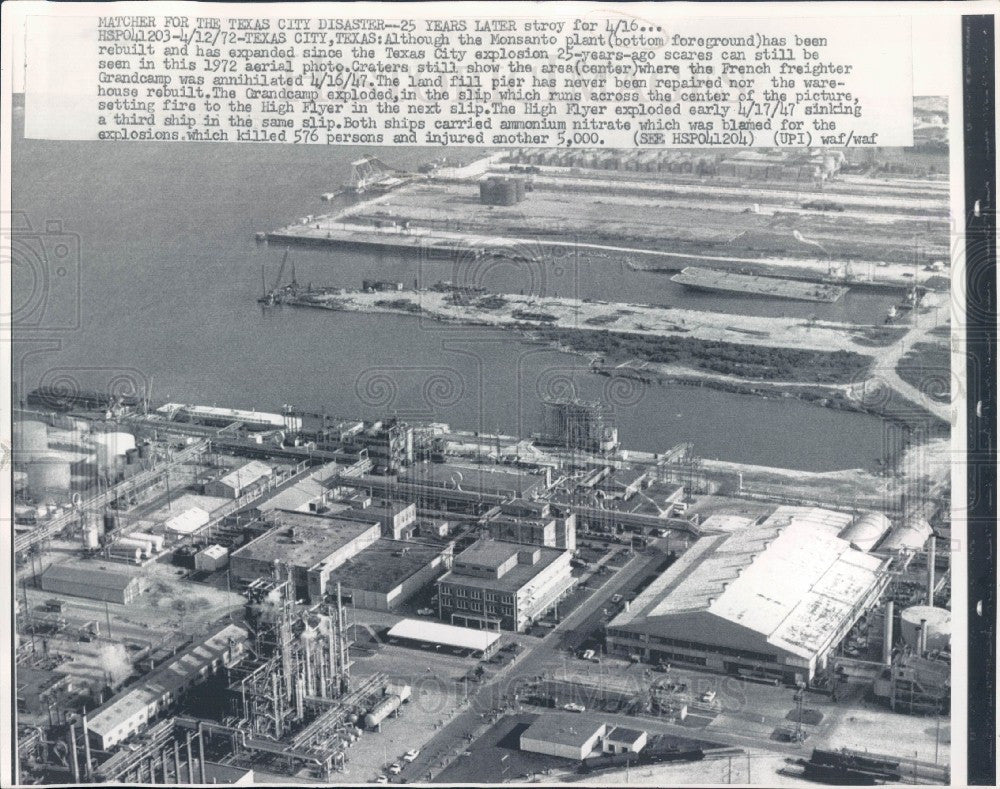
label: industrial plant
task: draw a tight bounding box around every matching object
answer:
[11,102,954,787]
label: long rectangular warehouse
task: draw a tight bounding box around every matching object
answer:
[605,506,889,684]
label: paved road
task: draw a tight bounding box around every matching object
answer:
[395,542,672,783]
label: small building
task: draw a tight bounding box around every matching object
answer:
[520,715,606,760]
[386,618,501,658]
[40,562,145,604]
[193,544,229,572]
[324,539,451,611]
[603,726,648,754]
[205,460,274,499]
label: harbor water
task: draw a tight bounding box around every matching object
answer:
[12,131,892,470]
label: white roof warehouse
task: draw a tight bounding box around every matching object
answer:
[606,506,889,684]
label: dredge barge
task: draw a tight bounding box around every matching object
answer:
[670,266,849,303]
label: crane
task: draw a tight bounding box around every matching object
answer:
[259,250,296,305]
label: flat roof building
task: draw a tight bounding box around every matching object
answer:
[40,562,146,605]
[324,539,451,611]
[520,715,606,760]
[437,538,574,632]
[603,726,648,754]
[606,506,888,683]
[386,619,501,657]
[230,510,380,601]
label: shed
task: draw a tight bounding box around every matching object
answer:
[386,618,501,657]
[603,726,648,754]
[194,544,229,572]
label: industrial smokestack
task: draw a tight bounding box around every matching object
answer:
[927,537,936,605]
[882,600,894,665]
[81,712,93,780]
[68,724,80,784]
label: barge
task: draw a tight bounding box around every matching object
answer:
[670,266,849,302]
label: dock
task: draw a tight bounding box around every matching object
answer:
[670,266,849,302]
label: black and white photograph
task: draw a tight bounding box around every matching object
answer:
[2,2,993,787]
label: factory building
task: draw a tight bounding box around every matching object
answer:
[437,538,574,632]
[605,507,889,683]
[324,539,452,611]
[39,562,146,605]
[205,460,274,499]
[86,624,249,751]
[520,715,606,760]
[229,511,380,601]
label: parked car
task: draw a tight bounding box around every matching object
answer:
[389,763,402,775]
[562,702,586,713]
[611,594,623,604]
[376,775,389,784]
[403,749,420,762]
[416,608,434,616]
[581,649,596,661]
[699,690,717,703]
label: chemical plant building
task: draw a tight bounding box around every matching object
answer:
[229,510,380,601]
[205,460,275,499]
[39,562,146,604]
[605,507,890,684]
[85,624,249,751]
[324,539,451,611]
[437,538,573,632]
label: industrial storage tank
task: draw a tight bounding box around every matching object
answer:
[80,511,103,550]
[128,532,164,552]
[108,545,142,564]
[838,512,892,552]
[91,431,136,470]
[14,421,48,457]
[877,517,932,552]
[364,694,402,729]
[900,605,951,652]
[115,536,152,558]
[25,454,73,498]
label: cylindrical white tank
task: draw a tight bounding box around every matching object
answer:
[364,694,402,729]
[83,523,101,550]
[115,536,152,558]
[128,532,164,552]
[839,512,892,552]
[108,545,142,564]
[26,454,73,497]
[900,605,951,652]
[91,431,136,471]
[14,421,48,457]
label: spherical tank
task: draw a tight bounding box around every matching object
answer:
[900,605,951,652]
[26,454,72,497]
[838,513,892,552]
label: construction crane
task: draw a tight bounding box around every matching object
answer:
[259,250,297,305]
